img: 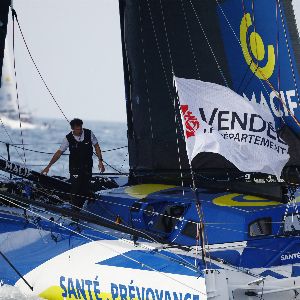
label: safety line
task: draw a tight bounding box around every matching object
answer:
[1,194,206,295]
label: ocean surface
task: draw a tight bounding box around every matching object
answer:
[0,118,129,300]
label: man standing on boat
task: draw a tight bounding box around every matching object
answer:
[42,118,105,209]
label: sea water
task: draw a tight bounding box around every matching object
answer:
[0,118,129,299]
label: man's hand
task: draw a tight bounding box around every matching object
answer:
[41,150,62,176]
[41,166,50,175]
[98,161,105,173]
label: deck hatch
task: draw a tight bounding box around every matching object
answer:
[248,217,272,237]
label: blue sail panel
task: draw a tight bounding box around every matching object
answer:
[217,0,300,134]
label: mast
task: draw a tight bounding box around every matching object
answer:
[0,0,11,87]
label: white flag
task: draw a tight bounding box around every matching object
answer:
[174,77,289,178]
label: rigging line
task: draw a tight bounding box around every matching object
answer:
[12,7,26,167]
[217,0,251,94]
[11,9,69,123]
[276,1,281,97]
[0,250,33,291]
[179,0,200,80]
[1,195,206,294]
[238,0,263,95]
[158,0,185,193]
[187,0,228,87]
[216,0,270,98]
[99,158,123,174]
[0,141,127,155]
[145,0,188,214]
[35,184,202,230]
[137,2,154,140]
[277,0,300,106]
[26,190,197,272]
[145,0,173,103]
[6,144,68,156]
[119,3,135,144]
[5,179,287,228]
[36,183,280,227]
[169,0,212,261]
[10,191,158,245]
[8,193,199,273]
[34,184,280,230]
[170,3,212,263]
[119,152,128,173]
[33,186,161,244]
[0,120,25,163]
[36,185,195,226]
[222,0,300,128]
[101,145,128,152]
[0,192,288,255]
[279,185,300,235]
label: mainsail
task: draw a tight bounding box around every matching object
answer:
[119,0,300,183]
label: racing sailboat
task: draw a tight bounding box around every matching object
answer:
[2,0,300,299]
[0,45,35,129]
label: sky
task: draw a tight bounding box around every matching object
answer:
[4,1,300,122]
[7,0,126,122]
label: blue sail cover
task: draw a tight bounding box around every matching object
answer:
[119,0,300,181]
[0,0,10,87]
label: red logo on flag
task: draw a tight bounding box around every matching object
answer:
[180,105,200,138]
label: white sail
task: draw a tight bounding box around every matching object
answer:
[292,1,300,36]
[0,44,18,114]
[0,42,37,129]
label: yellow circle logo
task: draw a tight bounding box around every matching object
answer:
[240,13,275,80]
[213,193,281,207]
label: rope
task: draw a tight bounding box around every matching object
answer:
[277,0,300,107]
[215,0,270,99]
[188,0,228,87]
[1,194,206,294]
[31,186,199,271]
[31,186,161,244]
[1,183,294,256]
[0,140,127,156]
[143,1,210,266]
[238,0,300,128]
[12,10,26,167]
[238,0,261,95]
[280,184,300,235]
[157,0,186,195]
[11,9,69,123]
[179,0,200,80]
[137,2,154,140]
[0,119,25,163]
[31,184,288,235]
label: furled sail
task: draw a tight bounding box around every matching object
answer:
[119,0,300,183]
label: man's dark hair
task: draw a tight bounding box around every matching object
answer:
[70,118,83,129]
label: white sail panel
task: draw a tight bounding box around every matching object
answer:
[0,45,18,113]
[175,77,289,178]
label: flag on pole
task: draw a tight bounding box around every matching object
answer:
[174,77,289,178]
